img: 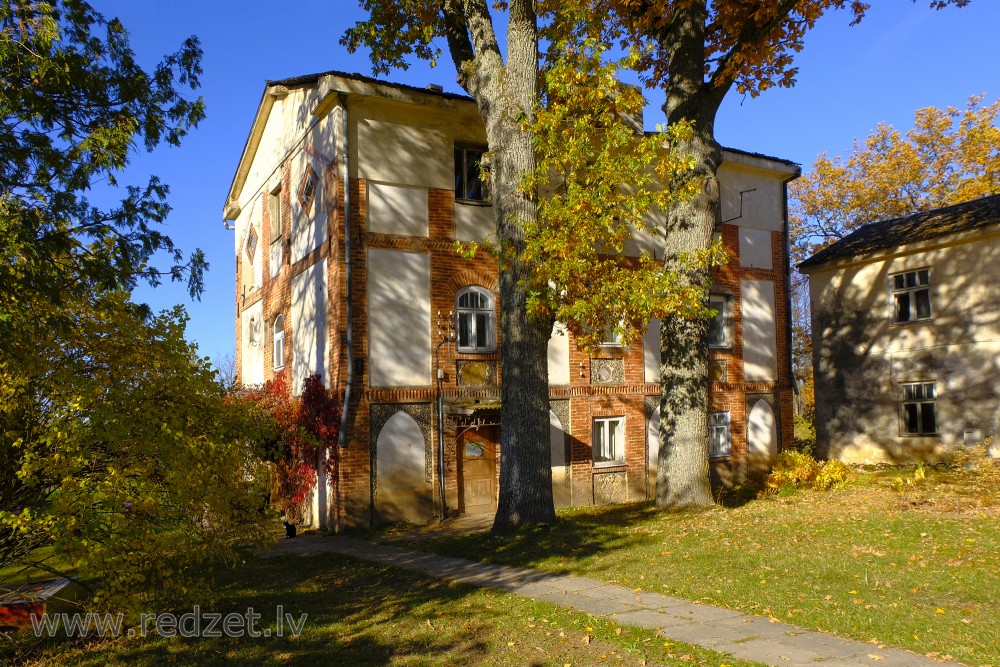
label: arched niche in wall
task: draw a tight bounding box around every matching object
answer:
[375,410,430,522]
[747,398,778,478]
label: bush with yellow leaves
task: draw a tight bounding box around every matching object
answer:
[766,450,854,494]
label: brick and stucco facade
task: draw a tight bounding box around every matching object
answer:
[226,70,799,529]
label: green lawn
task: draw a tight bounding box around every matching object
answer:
[6,551,763,667]
[400,467,1000,666]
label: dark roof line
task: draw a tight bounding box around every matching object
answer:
[798,194,1000,270]
[640,133,800,169]
[722,145,800,169]
[266,68,474,102]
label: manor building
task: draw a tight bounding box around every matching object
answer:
[226,70,799,528]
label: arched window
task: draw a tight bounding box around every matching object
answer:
[273,314,285,370]
[456,286,495,352]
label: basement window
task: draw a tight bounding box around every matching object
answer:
[900,382,937,435]
[708,412,732,458]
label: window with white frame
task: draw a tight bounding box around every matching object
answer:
[593,416,625,465]
[708,295,731,348]
[455,145,487,202]
[708,412,731,458]
[900,382,936,435]
[599,323,623,347]
[892,269,931,323]
[456,286,496,352]
[273,314,285,370]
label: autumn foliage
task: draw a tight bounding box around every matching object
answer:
[242,373,340,512]
[791,95,1000,264]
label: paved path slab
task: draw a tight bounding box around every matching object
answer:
[266,535,958,667]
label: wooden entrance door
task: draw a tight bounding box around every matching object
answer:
[460,427,497,515]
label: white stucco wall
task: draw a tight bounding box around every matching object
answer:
[240,299,265,387]
[741,279,778,381]
[290,259,329,395]
[547,322,570,386]
[368,182,429,237]
[455,202,494,242]
[739,227,773,269]
[367,249,432,387]
[643,318,661,383]
[717,160,788,233]
[238,199,262,292]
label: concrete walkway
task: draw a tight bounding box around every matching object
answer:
[267,535,959,667]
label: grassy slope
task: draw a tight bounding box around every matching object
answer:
[5,552,763,667]
[406,469,1000,666]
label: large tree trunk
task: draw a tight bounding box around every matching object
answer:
[655,129,721,508]
[444,0,555,530]
[655,1,728,508]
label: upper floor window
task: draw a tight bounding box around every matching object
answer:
[599,323,623,347]
[708,294,731,348]
[456,286,495,352]
[900,382,936,435]
[708,411,732,458]
[455,145,487,202]
[273,314,285,370]
[892,269,931,323]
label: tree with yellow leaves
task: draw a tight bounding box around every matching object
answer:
[791,95,1000,264]
[563,0,971,508]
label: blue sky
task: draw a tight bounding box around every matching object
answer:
[105,1,1000,363]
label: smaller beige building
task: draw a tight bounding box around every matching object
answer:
[800,195,1000,464]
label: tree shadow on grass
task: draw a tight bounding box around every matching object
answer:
[408,500,699,573]
[2,553,497,667]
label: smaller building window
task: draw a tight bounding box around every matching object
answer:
[456,286,496,352]
[273,314,285,370]
[900,382,936,435]
[455,145,487,202]
[269,185,283,241]
[892,269,931,323]
[708,412,732,458]
[708,295,731,348]
[593,416,625,465]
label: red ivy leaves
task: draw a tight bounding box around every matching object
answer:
[244,373,340,509]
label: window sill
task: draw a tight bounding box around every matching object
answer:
[456,198,492,207]
[274,365,285,371]
[899,432,939,437]
[890,317,933,327]
[456,348,497,355]
[709,453,733,461]
[592,461,627,470]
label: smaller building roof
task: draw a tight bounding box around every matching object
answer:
[798,194,1000,270]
